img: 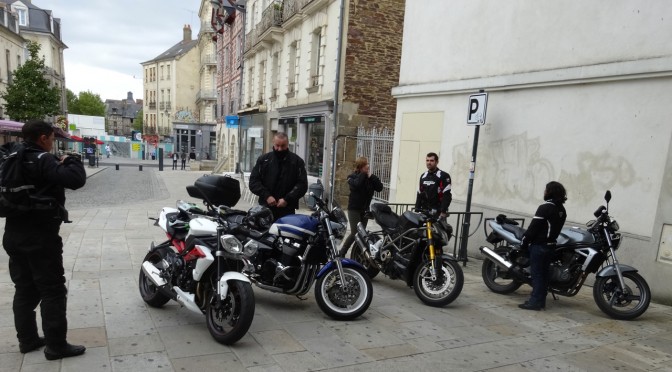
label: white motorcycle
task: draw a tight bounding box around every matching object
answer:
[138,175,255,345]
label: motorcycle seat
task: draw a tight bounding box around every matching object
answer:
[502,223,526,241]
[371,203,402,232]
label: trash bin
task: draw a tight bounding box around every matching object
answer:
[306,179,324,210]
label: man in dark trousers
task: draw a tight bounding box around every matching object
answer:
[2,120,87,360]
[180,151,187,170]
[249,132,308,221]
[415,152,452,218]
[518,181,567,311]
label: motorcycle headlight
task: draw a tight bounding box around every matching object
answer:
[331,221,347,239]
[609,218,619,232]
[220,234,244,255]
[243,240,259,257]
[331,207,348,225]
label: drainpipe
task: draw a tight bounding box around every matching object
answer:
[328,0,347,205]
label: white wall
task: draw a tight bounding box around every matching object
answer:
[393,0,672,302]
[68,114,106,137]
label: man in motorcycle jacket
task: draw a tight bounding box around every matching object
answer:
[2,120,87,359]
[518,181,567,311]
[415,152,452,218]
[249,132,308,221]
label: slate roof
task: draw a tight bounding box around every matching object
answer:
[105,98,142,120]
[142,39,198,64]
[1,0,64,44]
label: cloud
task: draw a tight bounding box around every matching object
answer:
[36,0,202,100]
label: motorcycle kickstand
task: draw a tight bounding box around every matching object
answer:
[295,295,308,301]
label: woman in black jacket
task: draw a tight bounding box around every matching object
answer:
[339,157,383,257]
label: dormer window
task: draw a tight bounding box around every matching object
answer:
[16,8,27,26]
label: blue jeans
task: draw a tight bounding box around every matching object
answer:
[528,244,553,307]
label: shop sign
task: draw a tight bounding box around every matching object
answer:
[300,115,323,124]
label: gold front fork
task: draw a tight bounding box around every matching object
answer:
[427,220,436,260]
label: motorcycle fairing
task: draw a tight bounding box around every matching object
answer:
[316,258,365,278]
[217,271,252,300]
[192,246,214,280]
[269,214,319,240]
[557,227,596,245]
[188,217,218,237]
[159,207,179,233]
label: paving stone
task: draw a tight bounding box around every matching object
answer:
[251,329,305,354]
[110,351,173,372]
[298,335,373,369]
[108,333,166,357]
[171,352,248,372]
[157,324,231,359]
[61,346,111,372]
[271,350,325,371]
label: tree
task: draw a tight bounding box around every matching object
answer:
[1,41,61,122]
[68,90,105,116]
[66,88,78,113]
[133,109,143,131]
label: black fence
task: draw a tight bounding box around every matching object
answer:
[382,203,484,265]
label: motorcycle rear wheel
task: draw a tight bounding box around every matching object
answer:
[413,257,464,307]
[350,244,380,279]
[138,250,171,307]
[315,266,373,320]
[481,247,523,294]
[206,277,255,345]
[593,271,651,320]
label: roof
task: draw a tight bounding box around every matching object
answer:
[105,99,143,119]
[1,0,63,41]
[141,39,198,65]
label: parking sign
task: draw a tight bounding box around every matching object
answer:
[467,93,488,125]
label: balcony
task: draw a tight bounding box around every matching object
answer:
[143,126,157,135]
[282,0,299,22]
[244,29,256,53]
[159,102,165,110]
[196,89,217,103]
[258,1,283,36]
[286,82,296,98]
[201,54,217,65]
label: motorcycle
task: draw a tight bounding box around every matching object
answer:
[138,175,255,345]
[215,192,374,320]
[479,190,651,320]
[167,176,374,320]
[350,203,464,307]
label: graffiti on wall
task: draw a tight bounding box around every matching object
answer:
[174,108,199,123]
[451,132,641,205]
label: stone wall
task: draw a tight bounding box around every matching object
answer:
[334,0,405,206]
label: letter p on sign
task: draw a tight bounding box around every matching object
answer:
[467,93,488,125]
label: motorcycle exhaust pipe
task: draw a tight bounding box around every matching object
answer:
[142,261,168,287]
[479,246,513,270]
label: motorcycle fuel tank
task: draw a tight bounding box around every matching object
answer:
[557,227,595,245]
[269,214,319,241]
[188,217,218,236]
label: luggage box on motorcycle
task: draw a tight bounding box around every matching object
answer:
[194,175,241,207]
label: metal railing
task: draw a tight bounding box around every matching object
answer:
[201,54,216,65]
[259,1,284,35]
[379,203,483,264]
[357,126,393,201]
[197,89,217,101]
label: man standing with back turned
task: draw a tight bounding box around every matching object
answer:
[249,132,308,221]
[2,120,87,360]
[415,152,452,218]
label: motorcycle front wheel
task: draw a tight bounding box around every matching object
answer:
[315,266,373,320]
[350,244,380,279]
[413,257,464,307]
[138,250,171,307]
[205,277,255,345]
[593,271,651,320]
[481,246,524,294]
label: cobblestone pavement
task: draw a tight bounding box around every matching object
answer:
[1,162,672,371]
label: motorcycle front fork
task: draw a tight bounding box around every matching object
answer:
[426,221,442,281]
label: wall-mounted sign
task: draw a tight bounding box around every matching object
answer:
[279,117,296,125]
[300,115,323,124]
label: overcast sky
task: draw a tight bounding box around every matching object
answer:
[36,0,201,102]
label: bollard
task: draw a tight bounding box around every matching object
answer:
[139,165,143,171]
[115,164,119,171]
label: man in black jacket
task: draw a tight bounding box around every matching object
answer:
[518,181,567,311]
[249,132,308,220]
[415,152,452,218]
[2,120,87,360]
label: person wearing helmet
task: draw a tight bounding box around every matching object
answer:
[249,132,308,221]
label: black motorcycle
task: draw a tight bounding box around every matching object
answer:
[479,191,651,320]
[350,203,464,307]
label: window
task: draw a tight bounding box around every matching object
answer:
[258,60,265,103]
[287,41,297,94]
[17,8,27,26]
[271,52,279,99]
[166,64,171,79]
[310,29,323,87]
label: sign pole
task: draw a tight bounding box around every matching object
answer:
[459,90,487,265]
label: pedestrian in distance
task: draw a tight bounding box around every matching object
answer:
[189,149,196,162]
[180,151,187,170]
[415,152,452,219]
[249,132,308,221]
[339,157,383,258]
[105,144,111,158]
[172,152,178,170]
[1,120,87,360]
[518,181,567,311]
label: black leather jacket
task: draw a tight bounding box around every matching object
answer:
[249,151,308,209]
[347,171,383,211]
[522,199,567,246]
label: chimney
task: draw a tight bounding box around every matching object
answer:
[127,91,134,102]
[183,24,192,42]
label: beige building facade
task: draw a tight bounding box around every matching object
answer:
[0,5,23,121]
[391,1,672,303]
[141,25,199,154]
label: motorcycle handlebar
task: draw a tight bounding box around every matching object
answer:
[593,205,607,219]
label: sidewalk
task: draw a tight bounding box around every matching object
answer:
[1,167,672,371]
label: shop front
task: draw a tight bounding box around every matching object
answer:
[173,122,217,160]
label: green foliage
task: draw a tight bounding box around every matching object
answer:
[133,110,143,131]
[66,88,78,112]
[1,41,61,122]
[67,90,105,116]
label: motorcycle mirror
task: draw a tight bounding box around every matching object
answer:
[604,190,611,203]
